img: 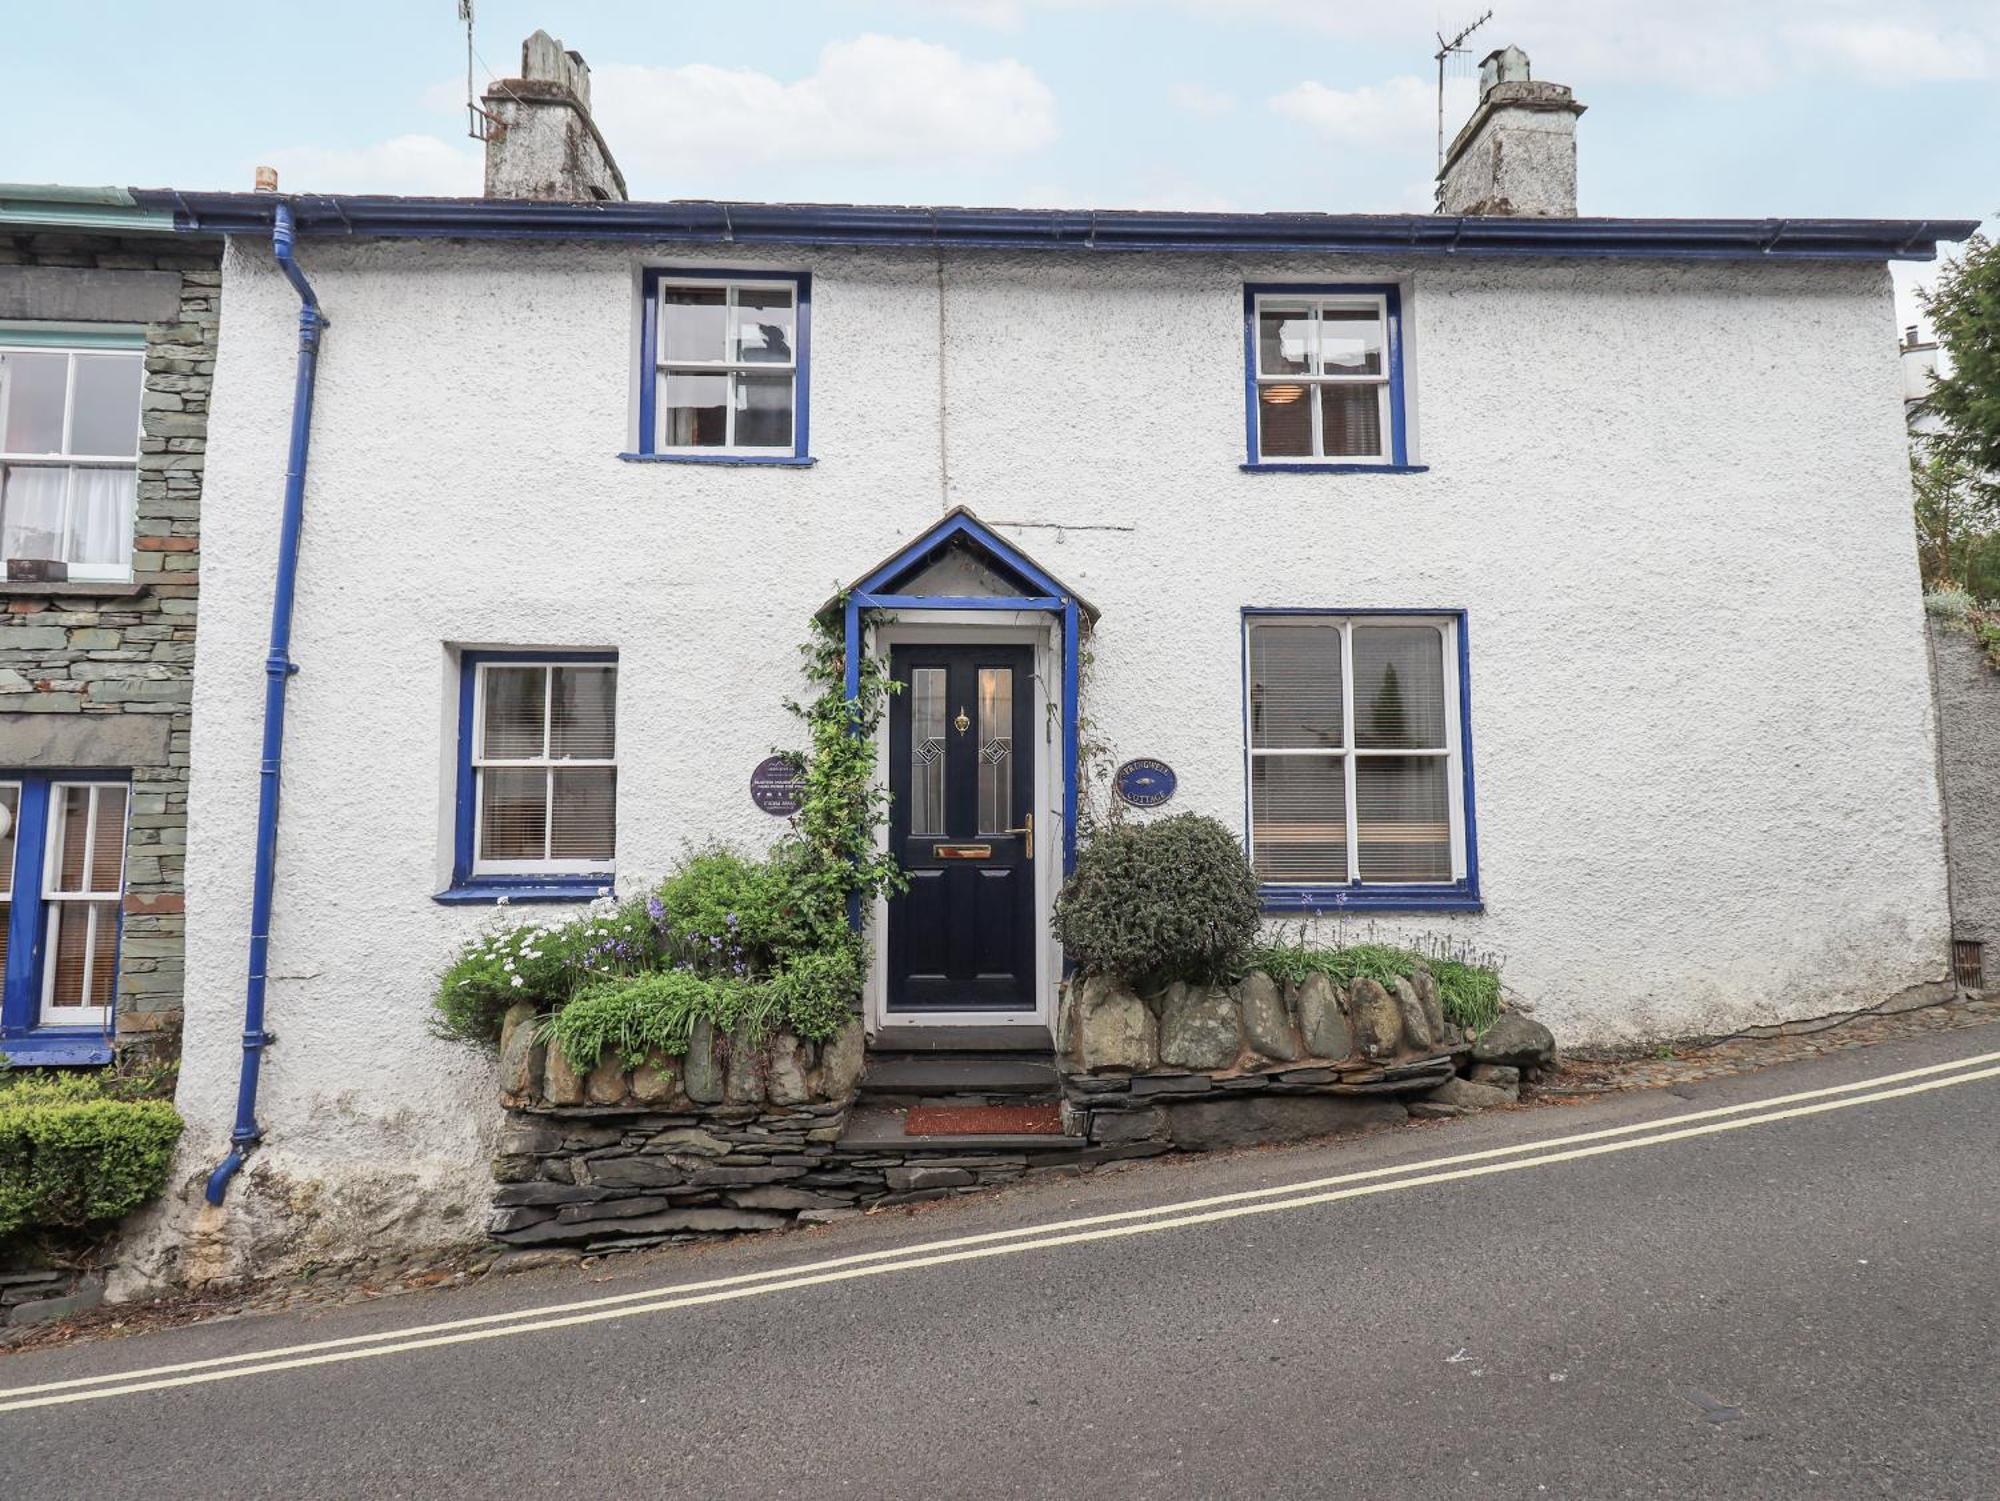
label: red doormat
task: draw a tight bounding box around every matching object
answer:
[903,1103,1064,1137]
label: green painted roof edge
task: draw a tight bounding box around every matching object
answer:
[0,184,177,232]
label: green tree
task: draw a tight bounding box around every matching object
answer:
[1912,445,2000,589]
[1915,231,2000,590]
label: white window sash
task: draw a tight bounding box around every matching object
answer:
[653,280,799,455]
[37,781,126,1027]
[1245,616,1463,887]
[1,344,141,576]
[470,661,617,877]
[1252,295,1393,465]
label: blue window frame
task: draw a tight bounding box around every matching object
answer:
[436,651,619,906]
[625,268,813,467]
[1240,283,1423,474]
[0,771,130,1065]
[1242,609,1479,914]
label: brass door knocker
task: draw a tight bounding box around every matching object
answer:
[954,706,971,736]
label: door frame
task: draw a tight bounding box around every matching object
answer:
[864,613,1061,1034]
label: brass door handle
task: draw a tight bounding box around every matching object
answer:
[1002,812,1033,858]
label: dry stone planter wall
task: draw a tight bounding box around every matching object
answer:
[486,1006,1158,1254]
[1059,968,1554,1151]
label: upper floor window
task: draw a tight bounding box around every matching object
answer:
[445,654,618,900]
[0,339,144,580]
[636,271,811,465]
[1244,612,1477,912]
[1243,287,1409,470]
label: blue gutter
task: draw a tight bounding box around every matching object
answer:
[135,191,1979,264]
[206,202,326,1206]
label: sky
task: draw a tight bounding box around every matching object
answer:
[8,1,1996,330]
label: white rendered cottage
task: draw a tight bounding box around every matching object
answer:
[128,42,1976,1269]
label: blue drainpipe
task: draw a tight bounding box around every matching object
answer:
[206,203,326,1205]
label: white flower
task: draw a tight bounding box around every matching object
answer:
[510,975,524,988]
[503,959,515,972]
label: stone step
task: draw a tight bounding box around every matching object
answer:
[837,1104,1080,1155]
[868,1024,1054,1053]
[859,1053,1060,1098]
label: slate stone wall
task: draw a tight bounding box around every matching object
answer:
[1059,969,1556,1150]
[486,1009,1142,1253]
[0,233,219,1057]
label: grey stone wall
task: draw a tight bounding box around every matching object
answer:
[1931,621,2000,960]
[1060,970,1555,1149]
[0,232,219,1056]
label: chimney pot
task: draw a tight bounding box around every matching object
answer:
[1437,44,1585,217]
[481,29,627,202]
[254,165,279,193]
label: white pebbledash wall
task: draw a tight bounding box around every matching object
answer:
[148,235,1947,1281]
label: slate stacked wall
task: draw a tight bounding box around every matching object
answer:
[0,232,218,1057]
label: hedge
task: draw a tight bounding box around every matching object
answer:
[0,1077,183,1238]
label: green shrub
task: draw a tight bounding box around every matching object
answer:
[1248,936,1503,1034]
[0,1075,183,1238]
[653,845,807,976]
[433,896,663,1044]
[1054,814,1261,988]
[763,938,863,1044]
[540,970,740,1071]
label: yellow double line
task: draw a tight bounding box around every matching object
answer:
[4,1047,1996,1413]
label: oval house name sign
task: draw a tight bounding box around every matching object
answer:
[749,755,806,817]
[1114,758,1178,809]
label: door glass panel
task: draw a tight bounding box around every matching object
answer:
[977,667,1012,835]
[910,668,946,836]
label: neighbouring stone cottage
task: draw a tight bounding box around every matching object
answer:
[26,33,1966,1285]
[0,187,213,1069]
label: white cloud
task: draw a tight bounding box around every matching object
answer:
[256,134,481,197]
[1169,82,1236,118]
[590,34,1058,183]
[1268,75,1433,151]
[876,0,1999,90]
[1787,21,1991,80]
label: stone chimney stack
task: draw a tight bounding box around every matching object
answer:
[482,30,628,202]
[1436,45,1584,217]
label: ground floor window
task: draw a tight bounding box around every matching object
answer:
[444,652,618,902]
[1243,611,1478,912]
[0,773,129,1059]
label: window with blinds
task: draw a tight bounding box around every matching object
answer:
[1246,289,1402,466]
[472,661,617,876]
[1246,616,1460,888]
[39,781,127,1024]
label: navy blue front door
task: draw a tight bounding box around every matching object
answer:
[886,645,1036,1013]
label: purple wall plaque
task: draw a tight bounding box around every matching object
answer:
[750,754,805,816]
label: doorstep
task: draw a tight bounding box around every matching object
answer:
[837,1103,1082,1156]
[867,1024,1055,1053]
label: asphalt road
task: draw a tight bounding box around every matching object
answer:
[4,1023,1998,1500]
